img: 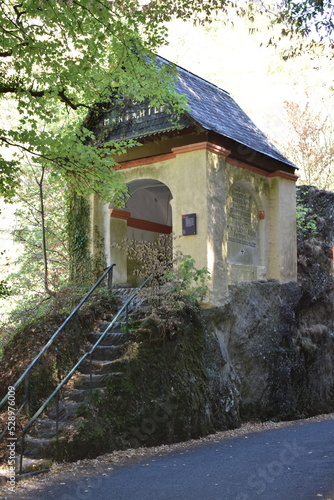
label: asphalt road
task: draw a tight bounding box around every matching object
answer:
[8,418,334,500]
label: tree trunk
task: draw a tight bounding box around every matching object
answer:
[38,165,55,297]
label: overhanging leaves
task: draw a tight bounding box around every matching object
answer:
[0,0,231,200]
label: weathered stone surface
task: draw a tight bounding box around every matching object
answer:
[203,279,333,422]
[203,186,334,423]
[203,281,300,421]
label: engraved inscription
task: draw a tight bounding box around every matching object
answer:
[227,185,259,265]
[228,186,256,248]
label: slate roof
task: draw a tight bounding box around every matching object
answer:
[91,56,295,170]
[167,57,295,169]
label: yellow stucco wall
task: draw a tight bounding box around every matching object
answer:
[119,149,209,272]
[91,144,297,305]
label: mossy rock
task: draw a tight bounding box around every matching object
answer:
[53,305,220,462]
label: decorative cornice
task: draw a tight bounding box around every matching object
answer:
[226,157,269,178]
[111,141,298,182]
[226,157,298,182]
[267,170,299,182]
[115,152,176,170]
[114,142,231,171]
[172,142,231,156]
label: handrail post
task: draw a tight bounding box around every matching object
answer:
[107,265,114,289]
[89,352,93,399]
[19,435,24,474]
[24,373,30,419]
[55,392,59,441]
[125,304,129,341]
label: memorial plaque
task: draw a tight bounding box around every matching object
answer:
[227,185,259,265]
[182,213,197,236]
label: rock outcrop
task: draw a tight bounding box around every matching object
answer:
[204,185,334,423]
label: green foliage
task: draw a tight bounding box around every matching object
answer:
[0,157,19,202]
[0,0,231,201]
[66,191,91,280]
[0,279,10,299]
[4,164,105,308]
[66,190,107,286]
[126,234,173,282]
[124,236,211,306]
[7,162,69,299]
[276,0,334,44]
[163,255,211,305]
[296,205,318,239]
[237,1,333,59]
[0,0,330,203]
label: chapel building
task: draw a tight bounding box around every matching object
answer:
[88,57,298,305]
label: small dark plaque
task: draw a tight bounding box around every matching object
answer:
[182,213,197,236]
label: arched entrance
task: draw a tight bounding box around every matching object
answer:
[125,179,173,285]
[126,179,173,233]
[109,179,173,285]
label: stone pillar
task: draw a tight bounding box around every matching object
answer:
[109,209,130,284]
[268,176,297,282]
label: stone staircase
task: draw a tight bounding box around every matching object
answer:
[0,286,150,476]
[17,287,143,475]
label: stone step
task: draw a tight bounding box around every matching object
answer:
[113,287,144,309]
[62,388,89,403]
[97,322,122,333]
[88,331,125,346]
[29,418,68,439]
[72,372,123,390]
[89,344,124,361]
[79,358,123,375]
[46,401,84,421]
[61,386,106,404]
[21,437,54,459]
[16,291,141,466]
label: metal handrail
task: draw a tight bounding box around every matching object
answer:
[17,274,152,473]
[0,264,115,440]
[21,274,152,434]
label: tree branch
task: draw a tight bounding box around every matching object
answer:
[0,50,14,57]
[0,41,29,57]
[0,135,52,161]
[0,82,95,110]
[58,90,87,110]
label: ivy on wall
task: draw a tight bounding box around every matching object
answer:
[66,190,93,284]
[66,190,107,287]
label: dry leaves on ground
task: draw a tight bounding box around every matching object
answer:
[1,413,334,499]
